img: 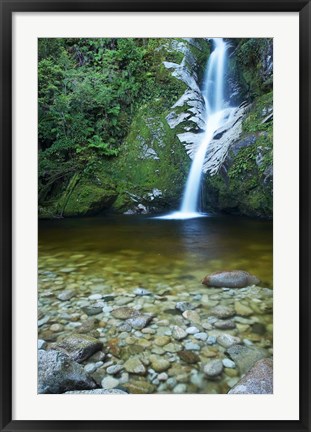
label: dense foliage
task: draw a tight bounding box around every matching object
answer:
[38,38,186,205]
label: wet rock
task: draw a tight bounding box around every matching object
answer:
[222,358,236,369]
[175,302,196,312]
[207,335,217,345]
[106,364,124,375]
[163,343,182,353]
[172,325,187,340]
[84,363,97,374]
[184,342,200,351]
[124,357,146,375]
[127,314,153,330]
[101,376,119,390]
[123,380,155,394]
[193,332,208,341]
[214,320,236,330]
[111,307,140,320]
[173,383,187,393]
[133,288,151,296]
[77,318,99,334]
[154,336,171,346]
[57,290,75,301]
[38,349,96,394]
[228,358,273,394]
[178,350,200,364]
[202,270,260,288]
[38,339,47,350]
[82,304,103,316]
[234,301,253,317]
[88,294,103,301]
[226,344,269,375]
[88,350,106,362]
[65,389,127,394]
[182,310,201,324]
[150,355,170,372]
[158,372,168,381]
[51,334,102,363]
[204,359,223,378]
[217,334,241,349]
[50,324,64,332]
[211,305,235,319]
[38,315,50,327]
[252,323,267,335]
[186,326,200,335]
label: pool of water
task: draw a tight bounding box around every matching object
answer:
[38,214,273,394]
[39,214,272,286]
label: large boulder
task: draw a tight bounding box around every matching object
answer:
[51,334,103,363]
[38,349,97,394]
[228,358,273,394]
[202,270,259,288]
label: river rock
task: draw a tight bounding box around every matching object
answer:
[101,376,119,390]
[38,349,96,394]
[133,288,151,296]
[124,357,146,375]
[186,326,200,335]
[234,301,253,316]
[82,304,103,316]
[111,307,140,320]
[228,358,273,394]
[222,358,236,368]
[182,310,201,324]
[106,364,124,375]
[127,314,153,330]
[149,355,170,372]
[202,270,260,288]
[175,302,196,312]
[51,334,103,363]
[38,339,47,350]
[57,290,75,301]
[214,319,236,330]
[210,305,235,319]
[226,344,269,375]
[172,325,187,340]
[217,334,241,348]
[178,350,200,364]
[65,389,127,394]
[204,359,224,378]
[123,380,155,394]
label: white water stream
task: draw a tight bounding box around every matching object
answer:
[159,38,234,220]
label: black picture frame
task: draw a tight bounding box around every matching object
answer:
[1,0,310,431]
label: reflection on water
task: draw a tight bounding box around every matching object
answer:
[39,214,273,286]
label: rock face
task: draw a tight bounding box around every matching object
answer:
[38,349,97,394]
[202,270,260,288]
[228,358,273,394]
[51,334,103,363]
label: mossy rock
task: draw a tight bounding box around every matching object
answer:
[62,180,117,217]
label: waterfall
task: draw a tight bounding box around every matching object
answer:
[157,38,233,220]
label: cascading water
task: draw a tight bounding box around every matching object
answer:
[158,38,233,220]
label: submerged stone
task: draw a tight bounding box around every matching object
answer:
[202,270,260,288]
[51,334,102,363]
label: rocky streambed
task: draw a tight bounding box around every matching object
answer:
[38,265,273,395]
